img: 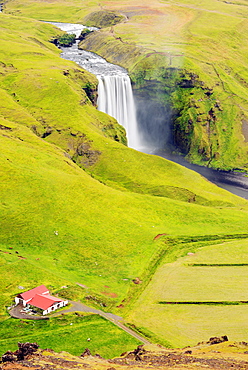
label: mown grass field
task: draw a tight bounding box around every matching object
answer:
[1,0,248,353]
[127,238,248,347]
[0,314,141,358]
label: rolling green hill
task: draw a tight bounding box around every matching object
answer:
[1,2,248,352]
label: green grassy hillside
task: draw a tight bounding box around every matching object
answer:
[0,314,141,358]
[1,5,248,352]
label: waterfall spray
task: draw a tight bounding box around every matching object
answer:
[97,75,141,150]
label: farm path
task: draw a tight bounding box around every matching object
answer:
[9,302,150,344]
[58,301,151,345]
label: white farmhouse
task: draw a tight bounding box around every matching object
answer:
[15,285,68,315]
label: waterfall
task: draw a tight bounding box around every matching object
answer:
[97,75,140,150]
[50,21,141,150]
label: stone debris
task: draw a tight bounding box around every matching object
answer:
[2,342,39,363]
[2,340,248,369]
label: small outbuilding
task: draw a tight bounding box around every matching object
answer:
[15,285,68,315]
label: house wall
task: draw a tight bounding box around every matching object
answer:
[42,300,68,315]
[15,297,26,306]
[15,297,21,305]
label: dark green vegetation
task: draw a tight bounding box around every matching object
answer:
[56,33,76,46]
[0,314,140,358]
[1,0,248,354]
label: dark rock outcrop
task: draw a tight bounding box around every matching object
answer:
[208,336,228,345]
[1,342,39,363]
[80,348,91,357]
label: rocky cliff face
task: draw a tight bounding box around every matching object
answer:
[2,339,248,370]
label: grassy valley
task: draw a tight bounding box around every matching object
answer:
[1,0,248,357]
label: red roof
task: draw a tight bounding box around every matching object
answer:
[19,285,49,301]
[28,294,63,310]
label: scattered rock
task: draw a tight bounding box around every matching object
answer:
[80,348,91,357]
[205,89,213,96]
[132,277,142,285]
[125,345,146,361]
[1,351,18,363]
[184,350,192,354]
[209,336,228,345]
[198,336,229,346]
[1,342,39,363]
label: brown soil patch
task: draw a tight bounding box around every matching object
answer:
[154,233,168,240]
[101,291,118,298]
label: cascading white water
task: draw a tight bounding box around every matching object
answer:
[50,21,141,150]
[97,75,141,150]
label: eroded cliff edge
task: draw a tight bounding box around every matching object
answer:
[79,24,248,171]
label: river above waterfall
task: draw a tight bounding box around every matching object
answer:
[48,22,126,76]
[51,21,248,200]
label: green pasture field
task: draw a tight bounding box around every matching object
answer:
[129,304,248,348]
[0,314,141,358]
[2,119,248,315]
[128,239,248,347]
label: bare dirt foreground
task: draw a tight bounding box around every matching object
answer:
[2,338,248,370]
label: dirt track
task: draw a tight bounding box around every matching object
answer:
[58,301,151,344]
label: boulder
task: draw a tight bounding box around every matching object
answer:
[1,342,39,363]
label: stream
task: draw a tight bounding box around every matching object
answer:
[50,22,248,200]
